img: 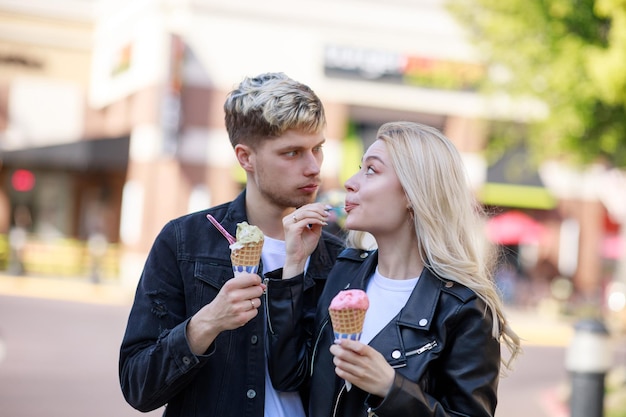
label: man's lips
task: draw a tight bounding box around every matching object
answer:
[299,183,319,193]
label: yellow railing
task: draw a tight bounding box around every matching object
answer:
[0,234,120,281]
[0,234,7,270]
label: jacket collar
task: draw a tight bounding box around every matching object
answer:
[396,268,443,332]
[338,249,379,290]
[224,190,249,229]
[352,253,443,333]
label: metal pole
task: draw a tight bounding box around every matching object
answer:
[569,371,605,417]
[565,319,612,417]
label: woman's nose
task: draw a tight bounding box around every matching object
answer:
[344,174,357,192]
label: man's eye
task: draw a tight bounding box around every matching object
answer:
[285,151,298,157]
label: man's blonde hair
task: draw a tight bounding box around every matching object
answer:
[224,72,326,148]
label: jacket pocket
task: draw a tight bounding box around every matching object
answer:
[192,260,233,310]
[194,259,232,288]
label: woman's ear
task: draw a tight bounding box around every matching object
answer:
[234,144,254,172]
[405,195,415,220]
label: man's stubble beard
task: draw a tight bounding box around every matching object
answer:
[254,163,320,208]
[257,177,318,209]
[262,187,317,209]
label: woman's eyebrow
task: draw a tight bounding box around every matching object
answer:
[362,155,385,165]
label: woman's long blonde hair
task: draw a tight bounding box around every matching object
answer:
[348,121,521,369]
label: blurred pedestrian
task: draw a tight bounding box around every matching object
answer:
[268,121,522,417]
[119,72,345,417]
[8,205,31,276]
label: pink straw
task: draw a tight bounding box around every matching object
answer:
[206,214,236,245]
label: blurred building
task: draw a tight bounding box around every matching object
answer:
[0,0,622,303]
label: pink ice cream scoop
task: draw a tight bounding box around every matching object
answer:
[329,289,370,311]
[328,289,369,339]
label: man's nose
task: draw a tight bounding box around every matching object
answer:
[303,152,321,175]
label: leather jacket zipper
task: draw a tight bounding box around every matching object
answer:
[332,383,346,417]
[406,340,437,356]
[263,278,273,334]
[332,382,378,417]
[310,317,330,376]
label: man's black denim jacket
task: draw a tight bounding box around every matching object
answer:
[119,191,345,417]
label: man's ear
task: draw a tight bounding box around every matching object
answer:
[234,144,254,172]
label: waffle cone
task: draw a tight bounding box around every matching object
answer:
[329,308,367,338]
[231,240,263,267]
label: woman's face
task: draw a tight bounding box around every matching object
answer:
[343,140,409,236]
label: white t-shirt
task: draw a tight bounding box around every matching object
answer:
[360,267,420,345]
[261,236,308,417]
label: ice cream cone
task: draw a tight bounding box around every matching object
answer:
[328,289,369,340]
[328,308,367,340]
[328,289,369,391]
[230,240,264,275]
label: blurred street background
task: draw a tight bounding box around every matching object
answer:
[1,0,626,416]
[2,273,624,417]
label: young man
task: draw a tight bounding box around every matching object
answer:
[119,73,345,417]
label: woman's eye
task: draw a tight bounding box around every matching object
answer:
[366,166,375,174]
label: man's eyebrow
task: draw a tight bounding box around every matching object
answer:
[278,138,326,151]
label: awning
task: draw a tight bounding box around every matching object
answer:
[0,137,130,171]
[479,183,556,210]
[603,234,624,260]
[479,146,556,210]
[486,210,546,245]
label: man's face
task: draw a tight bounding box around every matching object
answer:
[248,130,325,209]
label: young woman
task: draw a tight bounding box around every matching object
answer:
[266,121,521,417]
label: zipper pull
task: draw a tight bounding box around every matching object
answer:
[416,340,437,355]
[367,407,377,417]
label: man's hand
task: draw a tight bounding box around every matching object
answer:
[187,273,265,355]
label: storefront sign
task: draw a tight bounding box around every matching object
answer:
[324,45,485,91]
[0,53,43,69]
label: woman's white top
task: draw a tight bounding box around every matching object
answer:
[360,267,421,345]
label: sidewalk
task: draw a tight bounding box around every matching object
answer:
[505,305,575,348]
[0,273,577,346]
[0,273,136,306]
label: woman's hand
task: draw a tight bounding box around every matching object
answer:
[330,339,395,397]
[282,203,329,278]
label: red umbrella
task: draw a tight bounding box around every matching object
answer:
[486,210,545,245]
[602,234,624,259]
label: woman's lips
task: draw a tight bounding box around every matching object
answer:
[344,202,357,212]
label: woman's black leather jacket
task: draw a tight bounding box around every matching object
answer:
[267,248,501,417]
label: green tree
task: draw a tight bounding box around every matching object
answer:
[447,0,626,167]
